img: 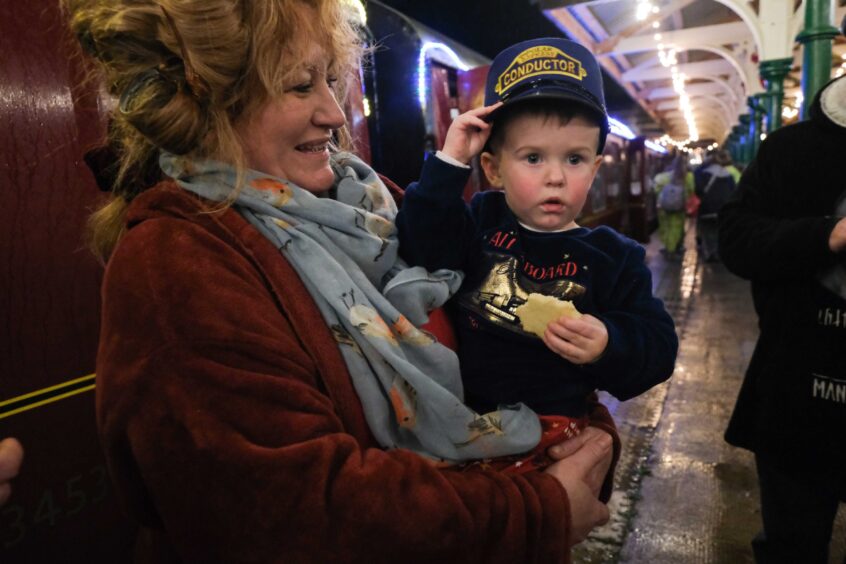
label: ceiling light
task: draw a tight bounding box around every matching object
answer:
[636,0,654,21]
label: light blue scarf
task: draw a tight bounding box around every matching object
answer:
[160,152,540,462]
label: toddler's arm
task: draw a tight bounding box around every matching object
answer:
[396,104,500,271]
[565,245,677,400]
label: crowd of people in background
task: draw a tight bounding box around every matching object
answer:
[654,149,740,263]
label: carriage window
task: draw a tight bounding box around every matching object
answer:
[603,143,622,201]
[630,150,643,196]
[430,63,461,152]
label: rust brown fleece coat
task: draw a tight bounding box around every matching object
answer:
[96,179,619,563]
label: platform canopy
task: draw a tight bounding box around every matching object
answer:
[539,0,846,144]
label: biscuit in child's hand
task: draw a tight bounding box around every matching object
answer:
[515,293,582,338]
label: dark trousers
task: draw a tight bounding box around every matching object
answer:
[753,454,843,563]
[697,215,720,261]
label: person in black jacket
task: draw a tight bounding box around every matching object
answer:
[695,150,736,262]
[719,74,846,563]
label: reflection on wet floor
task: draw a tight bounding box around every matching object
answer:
[574,227,846,563]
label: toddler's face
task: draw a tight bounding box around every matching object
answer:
[481,114,602,232]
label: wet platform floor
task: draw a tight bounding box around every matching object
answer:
[574,227,846,563]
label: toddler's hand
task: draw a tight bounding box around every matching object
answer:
[441,102,502,164]
[543,314,608,365]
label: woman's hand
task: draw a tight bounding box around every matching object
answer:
[543,314,609,365]
[829,217,846,253]
[0,438,24,506]
[548,427,613,497]
[441,103,503,164]
[544,428,613,545]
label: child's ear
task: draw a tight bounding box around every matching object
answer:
[588,154,603,182]
[593,154,603,168]
[480,152,503,187]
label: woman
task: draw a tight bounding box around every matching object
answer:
[66,0,617,561]
[653,155,694,259]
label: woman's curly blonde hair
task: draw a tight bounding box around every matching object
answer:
[64,0,364,259]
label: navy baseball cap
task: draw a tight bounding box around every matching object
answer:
[485,37,609,152]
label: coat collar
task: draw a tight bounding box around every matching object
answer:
[821,76,846,128]
[810,75,846,132]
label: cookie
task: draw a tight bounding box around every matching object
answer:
[515,293,581,338]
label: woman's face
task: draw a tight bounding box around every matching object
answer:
[236,47,346,194]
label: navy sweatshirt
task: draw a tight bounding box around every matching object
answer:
[397,156,678,417]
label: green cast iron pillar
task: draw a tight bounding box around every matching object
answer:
[746,96,765,158]
[730,128,743,165]
[759,58,794,131]
[796,0,839,119]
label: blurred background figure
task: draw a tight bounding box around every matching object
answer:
[653,154,694,259]
[723,151,741,185]
[695,150,737,262]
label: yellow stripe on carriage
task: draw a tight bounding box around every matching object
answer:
[0,374,96,420]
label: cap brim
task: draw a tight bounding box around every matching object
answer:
[486,84,608,130]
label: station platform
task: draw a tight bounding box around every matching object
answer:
[574,225,846,563]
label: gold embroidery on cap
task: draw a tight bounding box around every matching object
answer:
[495,46,588,97]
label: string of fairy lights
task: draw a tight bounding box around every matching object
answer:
[638,0,700,153]
[782,91,802,122]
